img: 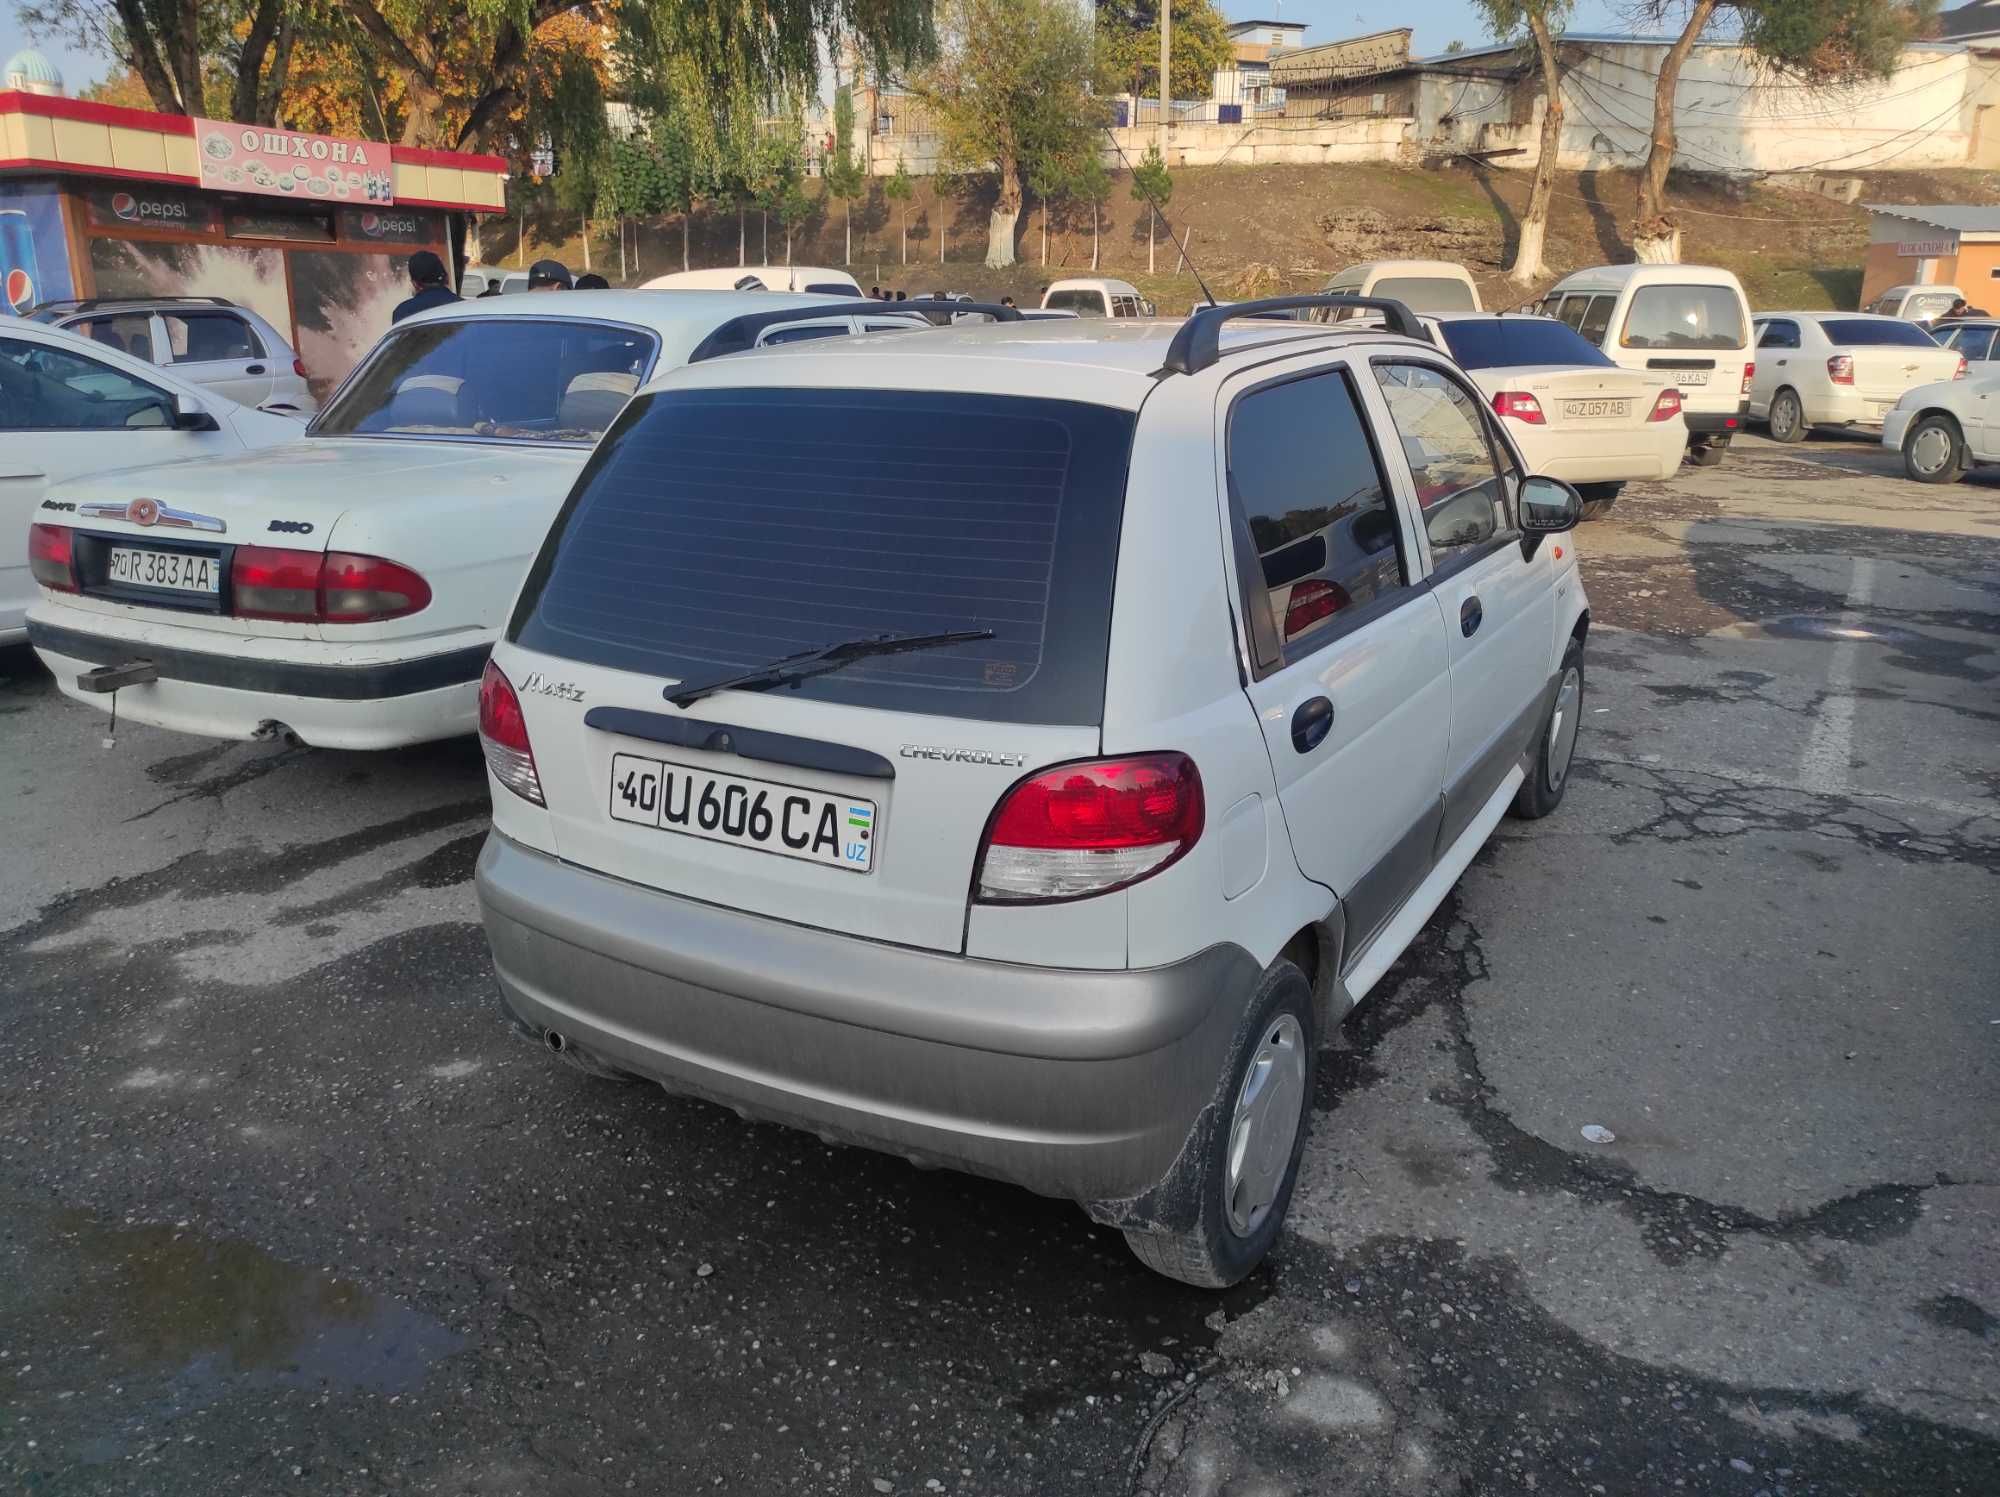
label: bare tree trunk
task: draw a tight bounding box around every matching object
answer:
[1092,207,1100,270]
[1148,206,1156,275]
[633,218,641,278]
[233,0,283,123]
[739,205,746,266]
[1636,0,1717,264]
[1510,11,1565,286]
[1041,196,1048,267]
[762,211,769,261]
[787,225,794,264]
[682,214,690,272]
[581,215,590,272]
[845,201,852,266]
[900,209,907,265]
[619,217,626,281]
[986,157,1022,269]
[516,216,525,267]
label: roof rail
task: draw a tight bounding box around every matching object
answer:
[1161,294,1426,376]
[27,294,236,316]
[687,298,1023,363]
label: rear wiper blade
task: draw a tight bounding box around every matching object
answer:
[664,629,996,709]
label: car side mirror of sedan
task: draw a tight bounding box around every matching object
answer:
[1518,474,1582,558]
[172,392,220,432]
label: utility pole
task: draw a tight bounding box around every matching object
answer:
[1158,0,1172,156]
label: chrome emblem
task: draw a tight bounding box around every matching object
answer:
[77,498,226,533]
[899,744,1027,768]
[127,497,159,526]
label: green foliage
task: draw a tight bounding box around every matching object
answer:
[1129,142,1173,212]
[885,155,915,204]
[1736,0,1934,82]
[1093,0,1234,101]
[823,85,866,204]
[1473,0,1576,43]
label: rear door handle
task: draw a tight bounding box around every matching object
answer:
[1460,596,1483,637]
[1290,696,1333,753]
[245,364,266,375]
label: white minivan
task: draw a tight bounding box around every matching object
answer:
[1538,264,1754,466]
[1041,278,1153,318]
[641,266,864,296]
[1865,284,1964,324]
[1320,260,1482,316]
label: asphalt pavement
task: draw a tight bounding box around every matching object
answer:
[0,430,1995,1495]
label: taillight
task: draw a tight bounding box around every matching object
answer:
[1491,390,1545,424]
[478,660,544,805]
[292,357,308,378]
[228,547,431,623]
[1828,353,1854,385]
[1954,354,1968,380]
[1283,578,1349,640]
[974,753,1204,903]
[1647,387,1683,421]
[1742,361,1755,395]
[28,523,77,593]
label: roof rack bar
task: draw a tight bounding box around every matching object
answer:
[687,298,1023,364]
[1161,294,1425,376]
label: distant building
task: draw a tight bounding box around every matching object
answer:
[1935,0,2000,45]
[1213,17,1312,116]
[3,49,65,97]
[1861,204,2000,306]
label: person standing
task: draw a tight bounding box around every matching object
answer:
[391,250,460,323]
[527,259,573,292]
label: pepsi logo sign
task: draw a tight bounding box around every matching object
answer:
[111,192,190,224]
[3,267,31,313]
[357,210,420,238]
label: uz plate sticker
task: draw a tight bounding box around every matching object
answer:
[609,752,876,873]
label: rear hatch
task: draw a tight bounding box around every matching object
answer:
[505,385,1137,954]
[1818,318,1964,413]
[1615,282,1750,416]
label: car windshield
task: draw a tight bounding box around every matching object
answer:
[1438,318,1613,369]
[1044,289,1106,316]
[1369,276,1477,312]
[1619,285,1747,350]
[312,316,658,443]
[1820,318,1940,347]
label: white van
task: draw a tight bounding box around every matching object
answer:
[1538,264,1753,466]
[1865,284,1966,324]
[1042,278,1154,318]
[1321,260,1482,315]
[462,265,528,296]
[641,265,863,297]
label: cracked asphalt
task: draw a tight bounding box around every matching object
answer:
[1,430,1996,1495]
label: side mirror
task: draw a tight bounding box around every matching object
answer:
[172,392,219,432]
[1520,474,1583,534]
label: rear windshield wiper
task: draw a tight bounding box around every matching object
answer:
[664,629,996,709]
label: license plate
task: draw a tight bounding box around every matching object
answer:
[106,547,218,594]
[1563,399,1630,419]
[1672,371,1711,387]
[608,752,876,873]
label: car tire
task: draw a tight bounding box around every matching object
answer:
[1576,482,1622,520]
[1767,388,1806,444]
[1903,413,1966,484]
[1686,439,1729,468]
[1512,637,1585,821]
[1122,960,1316,1289]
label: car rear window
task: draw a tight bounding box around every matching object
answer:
[1620,285,1747,350]
[1370,276,1477,312]
[511,388,1137,725]
[1819,318,1940,348]
[1438,318,1613,369]
[1043,289,1106,315]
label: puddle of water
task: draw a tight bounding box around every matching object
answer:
[1708,614,1929,647]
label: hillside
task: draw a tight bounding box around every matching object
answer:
[488,162,2000,313]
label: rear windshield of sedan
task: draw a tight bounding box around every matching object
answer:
[510,388,1137,726]
[312,317,658,443]
[1369,276,1477,313]
[1819,318,1941,348]
[1620,285,1747,351]
[1438,318,1613,369]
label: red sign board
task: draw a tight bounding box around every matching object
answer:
[86,185,221,234]
[192,118,395,205]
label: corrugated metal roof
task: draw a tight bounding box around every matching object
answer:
[1864,203,2000,232]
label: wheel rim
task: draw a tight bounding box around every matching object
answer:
[1772,395,1798,438]
[1909,424,1952,475]
[1546,664,1583,792]
[1224,1013,1307,1238]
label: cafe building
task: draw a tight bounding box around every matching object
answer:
[1,70,508,399]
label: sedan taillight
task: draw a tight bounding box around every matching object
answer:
[28,523,77,593]
[1828,354,1855,385]
[1491,391,1545,424]
[974,753,1204,904]
[229,546,432,623]
[1648,387,1684,422]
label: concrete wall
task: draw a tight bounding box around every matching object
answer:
[868,116,1413,176]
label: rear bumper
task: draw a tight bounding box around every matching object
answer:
[1682,405,1747,437]
[475,831,1257,1205]
[1523,426,1684,484]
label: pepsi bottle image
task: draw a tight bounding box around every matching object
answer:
[1,208,42,314]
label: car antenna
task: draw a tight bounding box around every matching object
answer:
[1103,128,1217,309]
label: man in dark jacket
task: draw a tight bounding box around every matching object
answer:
[392,250,460,323]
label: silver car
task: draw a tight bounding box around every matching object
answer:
[25,295,317,414]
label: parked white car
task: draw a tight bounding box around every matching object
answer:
[641,265,863,296]
[1319,259,1482,315]
[1881,366,2000,483]
[1749,311,1963,441]
[2,319,303,645]
[1426,312,1684,516]
[473,297,1588,1287]
[1041,277,1152,318]
[27,295,318,414]
[1929,316,2000,366]
[1865,284,1965,324]
[25,291,930,747]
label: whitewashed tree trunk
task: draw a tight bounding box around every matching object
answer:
[1041,197,1048,267]
[1511,216,1547,285]
[581,214,590,272]
[985,207,1019,269]
[1633,228,1682,264]
[618,217,626,281]
[762,211,769,261]
[1147,207,1155,275]
[682,214,690,272]
[739,205,746,265]
[845,201,852,265]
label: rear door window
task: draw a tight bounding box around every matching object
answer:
[69,313,156,362]
[165,311,263,363]
[1619,285,1747,350]
[1953,324,1996,360]
[511,389,1137,725]
[1577,294,1617,345]
[1757,319,1801,349]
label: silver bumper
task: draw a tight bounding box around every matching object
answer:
[475,832,1258,1204]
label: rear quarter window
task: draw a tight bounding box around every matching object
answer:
[511,388,1138,726]
[1818,318,1941,348]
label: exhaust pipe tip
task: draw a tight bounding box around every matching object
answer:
[544,1028,568,1055]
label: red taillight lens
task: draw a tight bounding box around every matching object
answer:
[28,523,77,593]
[292,357,308,378]
[1742,361,1755,395]
[1283,578,1350,640]
[228,547,431,623]
[1491,390,1545,424]
[975,753,1204,903]
[1954,354,1968,380]
[1827,353,1854,385]
[1648,387,1683,422]
[478,660,544,805]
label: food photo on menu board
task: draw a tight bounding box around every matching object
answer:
[194,119,395,204]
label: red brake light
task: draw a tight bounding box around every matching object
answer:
[229,547,431,623]
[1955,354,1968,380]
[1283,578,1350,640]
[292,357,308,378]
[975,753,1204,903]
[1648,387,1683,422]
[1742,361,1755,395]
[1491,390,1545,424]
[1827,353,1854,385]
[478,660,544,804]
[28,523,77,592]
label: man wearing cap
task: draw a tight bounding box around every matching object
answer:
[527,259,573,291]
[392,250,460,323]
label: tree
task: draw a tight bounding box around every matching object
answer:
[1630,0,1931,260]
[1066,152,1112,270]
[912,0,1103,268]
[18,0,301,122]
[823,84,867,267]
[1094,0,1233,101]
[1473,0,1574,284]
[1128,142,1172,275]
[885,156,915,265]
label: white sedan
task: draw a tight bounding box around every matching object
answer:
[2,319,303,645]
[1749,311,1963,442]
[25,291,931,748]
[1428,312,1684,517]
[1881,366,2000,483]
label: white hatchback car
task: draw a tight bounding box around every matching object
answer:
[1881,365,2000,483]
[27,295,318,414]
[474,296,1590,1286]
[25,291,938,748]
[2,319,302,645]
[1750,312,1963,442]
